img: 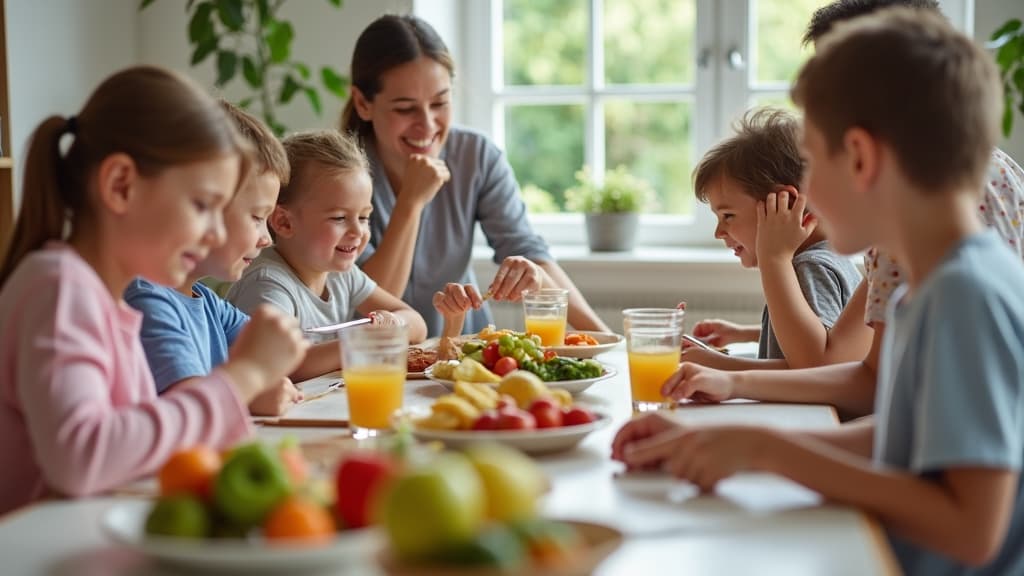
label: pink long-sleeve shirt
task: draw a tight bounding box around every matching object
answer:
[0,244,253,514]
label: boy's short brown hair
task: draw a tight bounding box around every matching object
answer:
[693,107,803,203]
[218,100,290,185]
[792,8,1001,194]
[802,0,939,46]
[279,130,369,205]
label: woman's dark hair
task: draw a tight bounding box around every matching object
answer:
[339,14,454,138]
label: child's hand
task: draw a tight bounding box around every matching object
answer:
[611,412,683,466]
[624,426,770,492]
[247,377,303,416]
[660,362,734,403]
[368,310,406,328]
[487,256,542,301]
[678,346,731,367]
[691,319,745,347]
[755,191,818,266]
[432,283,484,317]
[227,305,309,401]
[398,154,451,209]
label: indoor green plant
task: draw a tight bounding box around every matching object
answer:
[140,0,349,135]
[565,165,651,252]
[991,18,1024,137]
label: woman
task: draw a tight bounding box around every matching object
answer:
[341,14,609,337]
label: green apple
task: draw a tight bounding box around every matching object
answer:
[213,443,292,527]
[145,495,211,539]
[463,443,545,522]
[436,523,526,569]
[378,452,485,560]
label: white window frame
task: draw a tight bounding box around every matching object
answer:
[450,0,973,248]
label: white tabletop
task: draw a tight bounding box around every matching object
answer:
[0,347,900,575]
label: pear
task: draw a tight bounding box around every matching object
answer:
[463,443,546,522]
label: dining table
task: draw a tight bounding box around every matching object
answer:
[0,343,900,575]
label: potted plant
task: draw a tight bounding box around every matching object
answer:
[990,18,1024,137]
[565,165,652,252]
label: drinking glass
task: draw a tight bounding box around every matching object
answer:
[623,308,685,412]
[522,288,569,346]
[340,324,408,438]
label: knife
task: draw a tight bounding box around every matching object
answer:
[303,317,373,334]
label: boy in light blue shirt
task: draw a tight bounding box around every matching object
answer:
[612,8,1024,574]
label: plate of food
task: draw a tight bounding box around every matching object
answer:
[424,360,616,396]
[102,499,380,574]
[407,346,438,379]
[544,331,624,359]
[401,409,611,455]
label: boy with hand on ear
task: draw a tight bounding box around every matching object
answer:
[683,108,862,371]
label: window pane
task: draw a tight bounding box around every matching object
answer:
[604,0,696,85]
[504,0,586,86]
[505,104,585,212]
[752,0,827,85]
[749,93,798,112]
[605,100,694,215]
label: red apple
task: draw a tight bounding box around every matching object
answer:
[493,356,518,376]
[496,407,537,430]
[527,398,563,429]
[562,407,596,426]
[472,410,501,431]
[335,452,399,528]
[482,341,501,369]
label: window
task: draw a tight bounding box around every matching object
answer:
[456,0,972,246]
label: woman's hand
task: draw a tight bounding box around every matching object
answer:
[398,154,451,208]
[487,256,543,301]
[755,190,817,266]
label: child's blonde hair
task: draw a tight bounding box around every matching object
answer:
[0,66,251,287]
[279,130,369,205]
[792,7,1000,194]
[219,100,290,185]
[693,107,803,203]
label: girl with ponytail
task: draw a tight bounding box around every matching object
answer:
[0,66,308,513]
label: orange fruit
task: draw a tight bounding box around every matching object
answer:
[159,446,222,500]
[263,497,336,542]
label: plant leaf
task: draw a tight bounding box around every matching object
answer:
[303,87,322,115]
[1014,66,1024,94]
[325,0,342,7]
[215,0,245,31]
[139,0,158,10]
[242,55,263,88]
[1004,93,1015,139]
[279,74,301,104]
[990,18,1022,42]
[237,97,253,109]
[321,67,348,98]
[188,2,216,44]
[997,37,1023,71]
[216,51,238,86]
[256,0,270,24]
[190,37,218,65]
[293,62,311,80]
[266,20,294,63]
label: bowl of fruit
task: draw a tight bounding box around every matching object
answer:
[374,444,623,576]
[544,331,624,359]
[399,371,609,455]
[101,441,383,573]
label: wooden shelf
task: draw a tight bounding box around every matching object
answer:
[0,157,12,169]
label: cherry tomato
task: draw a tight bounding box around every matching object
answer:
[482,340,501,368]
[493,356,519,376]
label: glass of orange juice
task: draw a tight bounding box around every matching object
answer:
[340,323,408,438]
[522,288,569,346]
[623,308,684,412]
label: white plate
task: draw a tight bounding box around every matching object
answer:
[102,500,380,573]
[398,407,611,455]
[423,363,616,396]
[545,331,624,359]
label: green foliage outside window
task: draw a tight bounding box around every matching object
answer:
[990,19,1024,138]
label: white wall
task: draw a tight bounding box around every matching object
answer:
[136,0,415,135]
[7,0,138,204]
[974,0,1024,163]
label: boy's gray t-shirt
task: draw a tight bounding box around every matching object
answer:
[226,246,377,343]
[875,232,1024,575]
[758,240,863,360]
[358,126,552,337]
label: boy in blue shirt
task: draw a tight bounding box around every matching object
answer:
[613,8,1024,574]
[126,102,330,415]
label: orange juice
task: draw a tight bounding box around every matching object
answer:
[525,316,567,346]
[344,365,405,429]
[627,348,680,404]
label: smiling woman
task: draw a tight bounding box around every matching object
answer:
[338,14,610,338]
